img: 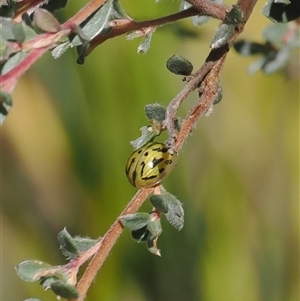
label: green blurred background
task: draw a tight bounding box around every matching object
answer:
[2,1,299,300]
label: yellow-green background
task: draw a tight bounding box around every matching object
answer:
[2,1,299,300]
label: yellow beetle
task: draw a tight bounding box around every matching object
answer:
[125,142,178,188]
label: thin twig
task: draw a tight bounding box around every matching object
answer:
[87,5,229,54]
[62,0,107,29]
[68,187,155,301]
[185,0,229,19]
[175,57,226,152]
[164,0,259,149]
[0,48,46,92]
[0,6,212,91]
[88,7,200,53]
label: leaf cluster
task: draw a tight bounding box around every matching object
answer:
[234,22,299,74]
[120,192,184,256]
[16,228,99,300]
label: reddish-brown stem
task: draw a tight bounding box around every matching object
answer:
[165,0,258,149]
[0,48,46,92]
[62,0,107,29]
[0,5,218,92]
[86,4,231,58]
[164,60,215,146]
[87,7,206,54]
[68,187,155,301]
[185,0,229,20]
[175,57,226,152]
[67,239,103,271]
[237,0,258,21]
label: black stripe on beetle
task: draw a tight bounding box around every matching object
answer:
[151,158,164,168]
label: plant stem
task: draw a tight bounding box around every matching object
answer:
[175,57,226,152]
[164,0,258,149]
[62,0,107,29]
[0,48,46,92]
[0,5,207,91]
[68,187,154,301]
[86,6,217,56]
[185,0,229,20]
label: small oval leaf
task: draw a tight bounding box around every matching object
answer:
[33,8,61,32]
[40,275,60,290]
[12,22,25,42]
[119,213,151,231]
[145,103,166,123]
[166,55,193,76]
[51,281,79,299]
[211,23,235,49]
[15,260,53,282]
[163,194,184,231]
[150,195,169,214]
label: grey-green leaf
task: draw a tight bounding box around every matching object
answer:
[233,40,267,56]
[150,194,169,214]
[262,23,288,47]
[51,41,71,59]
[262,46,289,74]
[147,219,162,237]
[12,22,25,42]
[145,103,166,123]
[262,0,300,22]
[163,193,184,231]
[57,228,79,260]
[15,260,53,282]
[225,5,243,24]
[72,236,99,254]
[137,28,156,54]
[71,0,115,47]
[211,23,235,49]
[166,55,193,76]
[247,56,267,74]
[111,0,128,19]
[120,213,151,231]
[1,51,26,75]
[40,275,60,290]
[130,126,159,149]
[0,17,15,40]
[33,8,61,33]
[51,281,79,299]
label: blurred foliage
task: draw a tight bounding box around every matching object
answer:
[1,0,299,301]
[233,23,299,75]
